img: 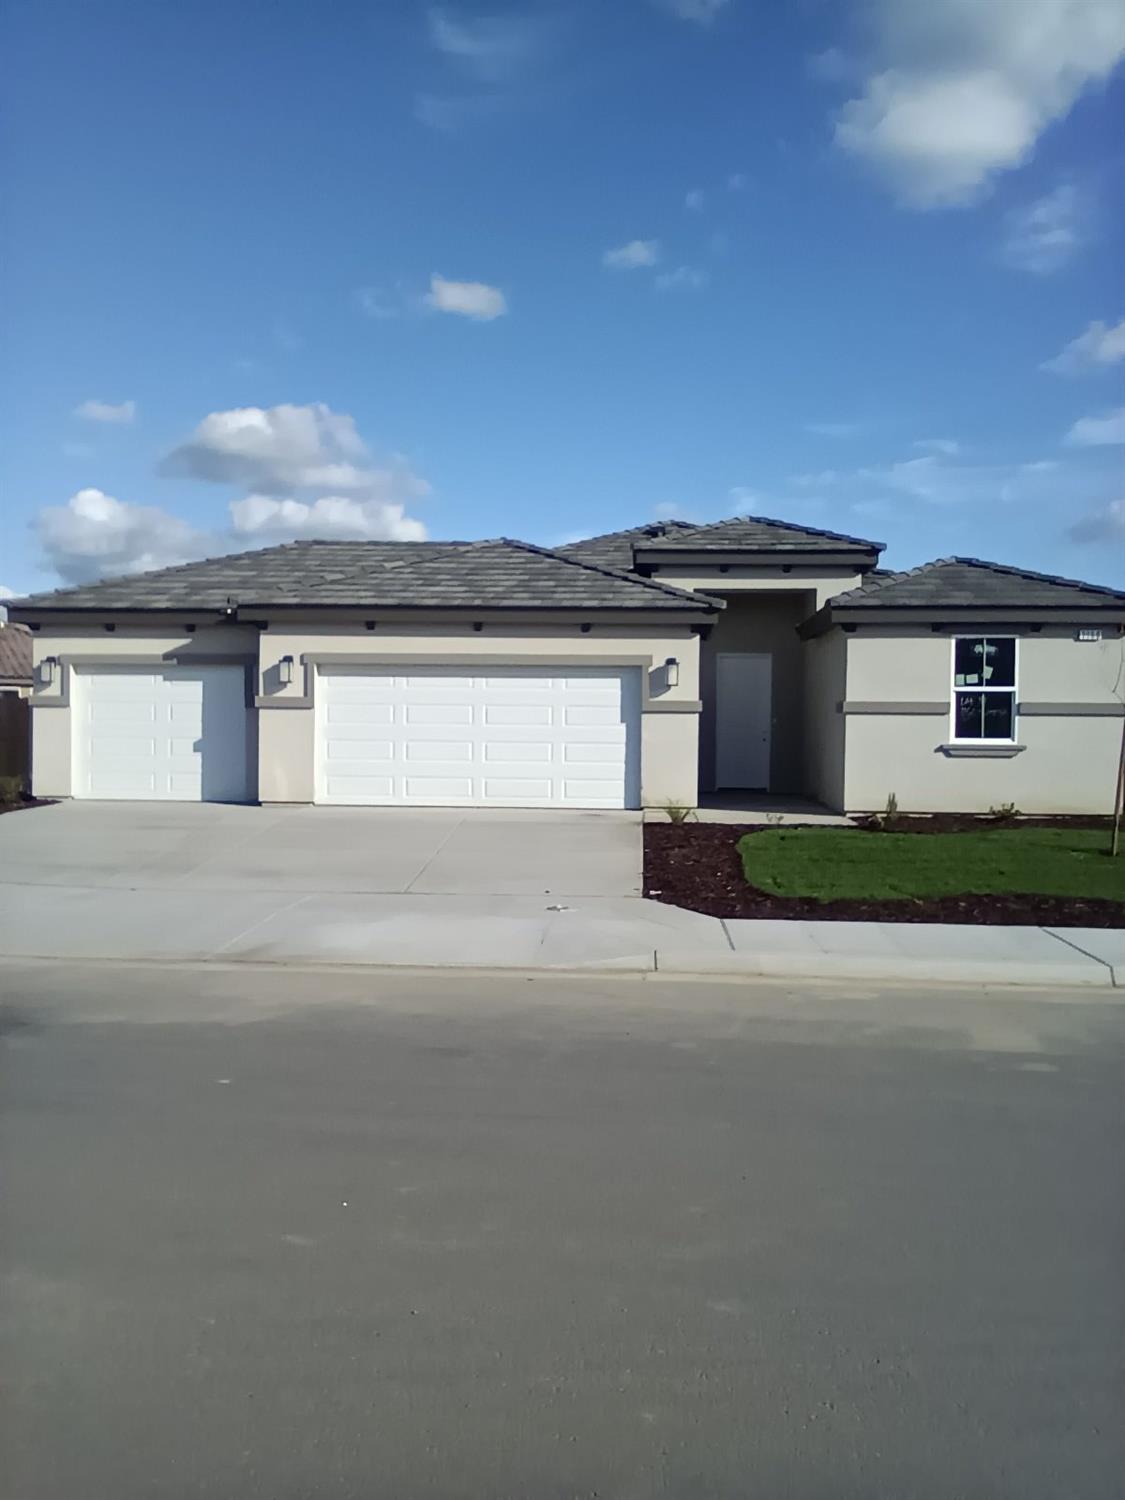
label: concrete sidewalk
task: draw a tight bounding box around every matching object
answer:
[0,880,1121,988]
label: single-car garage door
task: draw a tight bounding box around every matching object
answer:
[72,665,251,801]
[317,666,641,808]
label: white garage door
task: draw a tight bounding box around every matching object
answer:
[72,665,250,802]
[317,666,641,808]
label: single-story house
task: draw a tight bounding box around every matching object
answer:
[9,516,1125,814]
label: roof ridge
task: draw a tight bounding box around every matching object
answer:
[946,554,1125,600]
[558,520,695,551]
[499,537,723,606]
[664,512,884,550]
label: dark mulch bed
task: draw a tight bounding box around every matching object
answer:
[644,822,1125,928]
[0,797,53,817]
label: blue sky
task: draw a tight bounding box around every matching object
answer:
[3,0,1124,599]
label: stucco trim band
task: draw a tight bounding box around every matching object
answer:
[284,651,689,714]
[841,700,947,715]
[938,744,1026,758]
[32,652,256,709]
[1017,702,1125,717]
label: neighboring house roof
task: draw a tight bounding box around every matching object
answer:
[561,514,883,570]
[0,621,32,685]
[827,556,1125,611]
[9,538,721,615]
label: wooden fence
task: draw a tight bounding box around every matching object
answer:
[0,693,30,783]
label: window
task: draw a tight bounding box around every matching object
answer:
[952,637,1016,741]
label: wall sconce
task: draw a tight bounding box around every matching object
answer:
[40,655,59,688]
[664,656,680,688]
[1076,627,1102,643]
[279,654,295,686]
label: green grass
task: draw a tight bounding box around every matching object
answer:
[737,827,1125,904]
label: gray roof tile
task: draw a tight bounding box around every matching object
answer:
[10,538,718,614]
[828,556,1125,611]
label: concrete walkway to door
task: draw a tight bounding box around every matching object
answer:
[0,801,642,896]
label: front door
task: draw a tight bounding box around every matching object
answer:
[714,652,771,790]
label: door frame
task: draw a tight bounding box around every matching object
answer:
[714,651,772,791]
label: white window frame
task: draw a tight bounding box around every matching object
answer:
[949,635,1018,745]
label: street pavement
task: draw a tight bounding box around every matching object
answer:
[2,960,1122,1498]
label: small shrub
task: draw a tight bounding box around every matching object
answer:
[0,774,24,806]
[662,802,696,824]
[763,811,785,827]
[988,802,1019,822]
[873,791,899,830]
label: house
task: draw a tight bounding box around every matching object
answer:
[8,516,1125,814]
[0,620,33,696]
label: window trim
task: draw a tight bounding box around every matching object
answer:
[949,635,1018,745]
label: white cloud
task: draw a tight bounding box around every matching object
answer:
[914,437,961,454]
[229,494,426,543]
[425,273,507,320]
[427,7,544,81]
[833,0,1125,208]
[1065,405,1125,446]
[1042,317,1125,374]
[74,399,136,424]
[1069,498,1125,542]
[685,188,705,211]
[603,239,660,270]
[161,403,381,491]
[35,489,210,586]
[805,421,861,438]
[1001,183,1085,273]
[0,585,16,600]
[355,286,400,320]
[654,265,707,291]
[727,172,746,190]
[33,402,432,585]
[653,0,731,23]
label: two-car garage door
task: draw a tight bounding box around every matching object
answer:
[317,666,641,808]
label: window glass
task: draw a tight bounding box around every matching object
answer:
[982,693,1015,739]
[954,692,984,739]
[954,637,1015,687]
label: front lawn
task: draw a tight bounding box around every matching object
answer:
[738,826,1125,904]
[643,821,1125,926]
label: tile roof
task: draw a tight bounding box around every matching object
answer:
[635,514,884,553]
[0,622,32,684]
[9,538,720,614]
[828,556,1125,611]
[561,515,883,567]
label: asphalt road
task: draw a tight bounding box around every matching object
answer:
[2,962,1123,1499]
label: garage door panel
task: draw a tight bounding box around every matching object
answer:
[73,666,250,803]
[317,666,640,808]
[327,702,394,725]
[483,703,552,726]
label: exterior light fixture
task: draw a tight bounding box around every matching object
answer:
[41,655,59,687]
[664,656,680,688]
[279,654,295,686]
[1076,627,1102,643]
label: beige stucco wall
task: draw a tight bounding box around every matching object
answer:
[842,626,1125,814]
[697,593,812,794]
[653,567,863,610]
[802,630,847,809]
[27,623,258,799]
[258,620,703,808]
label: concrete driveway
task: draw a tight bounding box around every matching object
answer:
[0,801,641,897]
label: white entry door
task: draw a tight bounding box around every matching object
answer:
[317,666,640,808]
[72,665,250,801]
[714,652,771,790]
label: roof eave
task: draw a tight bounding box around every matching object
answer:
[799,603,1125,638]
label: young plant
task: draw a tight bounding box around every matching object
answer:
[988,802,1019,822]
[662,802,696,824]
[873,791,899,830]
